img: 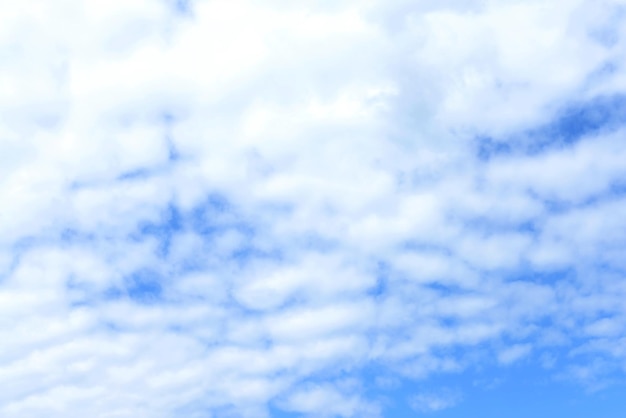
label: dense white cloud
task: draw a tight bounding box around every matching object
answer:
[1,0,626,416]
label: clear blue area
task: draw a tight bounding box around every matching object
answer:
[265,361,626,416]
[475,94,626,161]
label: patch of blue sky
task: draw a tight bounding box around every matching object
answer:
[546,94,626,140]
[516,219,541,235]
[116,167,159,182]
[592,28,620,47]
[128,194,290,276]
[134,203,183,258]
[475,136,513,162]
[170,0,193,16]
[509,263,576,284]
[527,94,626,151]
[102,286,125,302]
[354,352,626,418]
[190,198,256,236]
[77,268,164,307]
[60,227,96,244]
[10,234,42,255]
[408,368,625,418]
[459,215,540,237]
[355,360,469,415]
[192,196,240,232]
[475,94,626,161]
[124,268,164,303]
[367,261,391,298]
[267,406,300,418]
[608,178,626,195]
[166,135,180,162]
[229,246,284,269]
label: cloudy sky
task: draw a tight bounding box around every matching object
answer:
[1,0,626,416]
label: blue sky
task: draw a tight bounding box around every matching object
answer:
[1,0,626,416]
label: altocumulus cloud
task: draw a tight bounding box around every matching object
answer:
[1,0,626,417]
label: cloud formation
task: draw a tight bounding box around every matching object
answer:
[1,0,626,416]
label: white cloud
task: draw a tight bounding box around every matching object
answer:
[410,389,462,413]
[497,343,533,365]
[2,0,626,416]
[278,381,380,418]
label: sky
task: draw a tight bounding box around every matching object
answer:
[1,0,626,416]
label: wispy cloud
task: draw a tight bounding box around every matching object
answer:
[409,389,462,413]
